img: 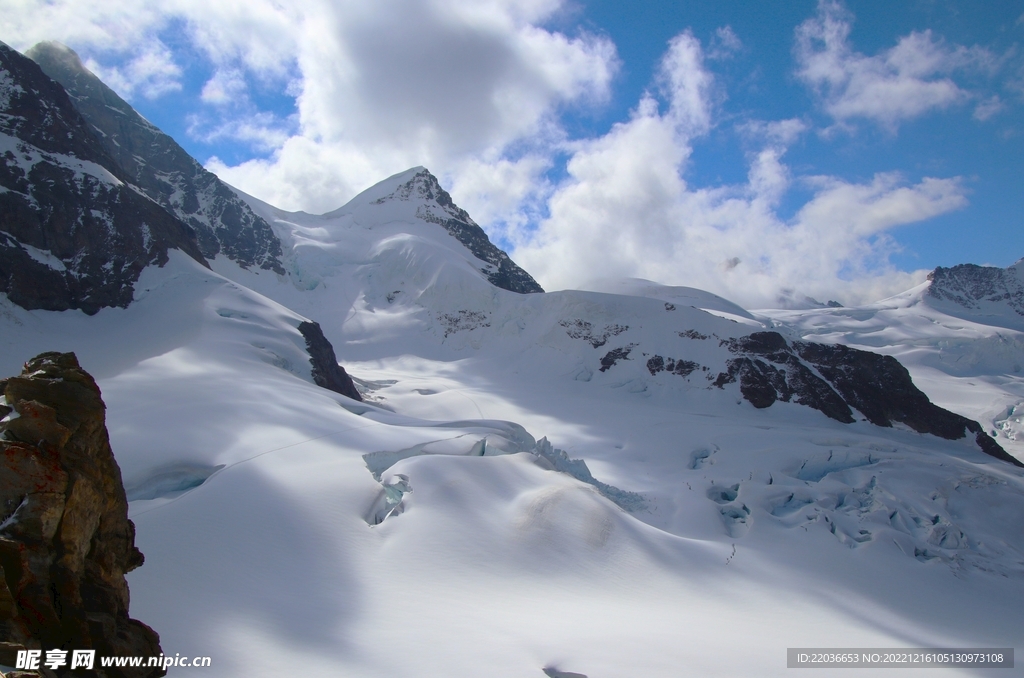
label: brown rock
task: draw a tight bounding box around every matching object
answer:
[0,352,163,677]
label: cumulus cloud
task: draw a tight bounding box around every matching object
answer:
[508,35,967,308]
[4,0,614,211]
[204,0,618,212]
[83,45,182,100]
[200,69,248,106]
[794,0,997,129]
[657,31,717,136]
[0,0,982,306]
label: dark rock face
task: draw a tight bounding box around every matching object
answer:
[297,321,362,401]
[927,261,1024,317]
[0,352,164,677]
[714,333,854,423]
[559,319,628,348]
[646,355,699,378]
[715,332,1021,467]
[599,346,634,372]
[374,169,543,294]
[26,42,285,275]
[794,341,954,435]
[0,41,207,315]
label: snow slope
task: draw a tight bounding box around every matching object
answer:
[1,168,1022,677]
[759,281,1024,463]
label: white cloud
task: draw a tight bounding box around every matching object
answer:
[173,0,300,77]
[189,111,295,153]
[200,69,248,106]
[446,154,554,242]
[657,31,716,137]
[794,0,997,129]
[508,35,967,308]
[738,118,808,148]
[794,174,966,237]
[973,95,1005,121]
[201,0,618,212]
[83,45,182,100]
[0,0,981,306]
[707,26,742,61]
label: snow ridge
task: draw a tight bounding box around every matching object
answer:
[371,168,544,294]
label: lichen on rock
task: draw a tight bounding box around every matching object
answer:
[0,352,164,678]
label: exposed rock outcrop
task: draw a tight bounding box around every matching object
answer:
[927,260,1024,317]
[714,332,855,423]
[646,355,700,378]
[374,169,544,294]
[26,41,285,275]
[0,41,208,314]
[297,321,362,401]
[714,332,1022,467]
[599,346,634,373]
[0,352,164,677]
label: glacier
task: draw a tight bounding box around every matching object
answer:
[1,41,1023,676]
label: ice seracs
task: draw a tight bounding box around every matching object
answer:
[1,37,1023,678]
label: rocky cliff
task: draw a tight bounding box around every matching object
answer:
[0,352,164,678]
[927,259,1024,319]
[0,41,207,314]
[297,321,363,401]
[26,41,285,276]
[714,331,1022,467]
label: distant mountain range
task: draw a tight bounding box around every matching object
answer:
[1,38,1015,464]
[927,259,1024,327]
[2,38,1023,678]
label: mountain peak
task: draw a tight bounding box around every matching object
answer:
[335,166,434,209]
[0,39,208,313]
[25,40,86,75]
[371,167,447,206]
[925,259,1024,328]
[26,42,285,274]
[335,166,545,295]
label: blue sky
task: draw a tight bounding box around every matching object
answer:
[575,0,1024,271]
[5,0,1024,306]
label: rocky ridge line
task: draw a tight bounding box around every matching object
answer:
[26,41,285,276]
[714,332,1021,467]
[297,321,363,401]
[927,260,1024,317]
[374,168,544,294]
[0,41,208,314]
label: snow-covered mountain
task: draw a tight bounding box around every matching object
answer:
[26,41,285,276]
[927,259,1024,329]
[0,42,207,313]
[760,264,1024,464]
[2,40,1023,678]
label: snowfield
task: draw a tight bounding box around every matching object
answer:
[1,168,1022,677]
